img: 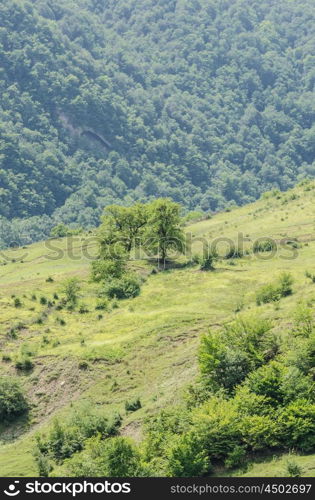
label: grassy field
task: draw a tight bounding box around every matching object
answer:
[0,182,315,476]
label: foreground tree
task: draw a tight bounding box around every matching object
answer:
[145,199,185,263]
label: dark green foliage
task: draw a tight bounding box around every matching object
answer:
[66,436,147,477]
[0,377,28,422]
[167,432,210,477]
[103,274,141,300]
[13,297,22,308]
[305,271,315,283]
[256,273,294,305]
[15,357,34,371]
[91,247,127,282]
[35,408,122,464]
[199,250,217,271]
[125,398,142,413]
[61,278,81,308]
[78,303,89,314]
[199,316,274,392]
[253,239,277,254]
[285,458,303,477]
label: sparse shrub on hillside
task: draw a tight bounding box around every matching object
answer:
[253,239,277,254]
[40,296,47,305]
[277,399,315,451]
[91,250,127,282]
[225,246,244,259]
[256,284,280,305]
[256,273,294,305]
[78,303,89,314]
[293,303,314,337]
[285,457,303,477]
[13,297,22,308]
[103,274,141,300]
[35,409,122,465]
[61,278,81,309]
[0,377,28,422]
[305,270,315,283]
[15,356,34,372]
[278,273,294,297]
[199,249,217,271]
[125,398,141,413]
[33,451,53,478]
[95,299,110,311]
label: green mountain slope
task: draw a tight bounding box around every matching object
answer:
[0,181,315,476]
[1,0,315,246]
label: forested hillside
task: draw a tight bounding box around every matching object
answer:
[1,0,315,247]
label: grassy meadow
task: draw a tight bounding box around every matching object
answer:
[1,182,315,476]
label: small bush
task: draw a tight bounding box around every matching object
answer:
[253,239,276,253]
[14,297,22,308]
[78,361,90,370]
[46,277,54,283]
[256,283,280,305]
[224,446,247,470]
[278,273,294,297]
[103,274,141,300]
[256,273,294,305]
[78,303,89,314]
[40,296,47,305]
[305,271,315,283]
[0,377,28,421]
[15,356,34,371]
[200,250,217,271]
[125,398,142,412]
[285,458,303,477]
[95,299,110,311]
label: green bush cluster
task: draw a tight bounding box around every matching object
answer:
[256,273,294,305]
[0,377,28,422]
[35,407,122,467]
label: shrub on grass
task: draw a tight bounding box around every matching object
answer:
[199,250,217,271]
[125,398,142,412]
[253,239,276,254]
[78,303,89,314]
[256,273,294,305]
[166,432,210,477]
[305,271,315,283]
[15,356,34,371]
[285,458,303,477]
[13,297,22,308]
[103,274,141,300]
[0,377,28,422]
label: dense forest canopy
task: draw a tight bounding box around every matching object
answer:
[0,0,314,246]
